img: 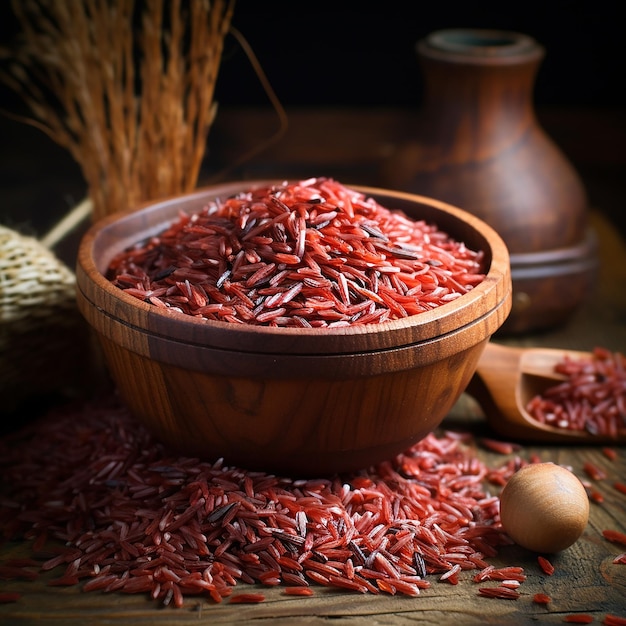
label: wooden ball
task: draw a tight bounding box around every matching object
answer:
[499,462,589,553]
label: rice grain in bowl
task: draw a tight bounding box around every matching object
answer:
[76,179,512,476]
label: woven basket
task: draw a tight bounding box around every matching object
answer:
[0,224,93,414]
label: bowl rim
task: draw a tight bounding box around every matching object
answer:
[76,181,511,355]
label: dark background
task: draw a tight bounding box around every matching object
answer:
[1,1,624,110]
[214,1,624,109]
[1,1,624,241]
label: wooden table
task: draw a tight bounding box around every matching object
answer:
[1,107,625,625]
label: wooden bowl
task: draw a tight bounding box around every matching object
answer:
[75,182,512,476]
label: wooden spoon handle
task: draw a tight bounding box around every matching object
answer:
[467,342,530,438]
[468,342,578,441]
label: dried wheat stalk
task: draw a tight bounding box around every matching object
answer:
[0,0,235,222]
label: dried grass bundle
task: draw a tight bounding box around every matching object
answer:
[0,224,93,414]
[1,0,235,222]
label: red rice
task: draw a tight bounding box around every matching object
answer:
[602,530,626,546]
[228,593,266,604]
[564,615,594,624]
[480,438,521,455]
[583,461,608,481]
[537,556,554,576]
[614,482,626,495]
[525,347,626,438]
[602,447,618,461]
[2,397,622,611]
[107,178,485,327]
[533,592,551,604]
[477,586,520,600]
[0,397,518,607]
[587,487,604,504]
[283,586,314,596]
[472,565,526,583]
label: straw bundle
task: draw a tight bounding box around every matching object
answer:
[1,0,235,222]
[0,224,93,414]
[0,0,235,412]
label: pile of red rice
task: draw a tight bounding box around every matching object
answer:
[107,177,485,327]
[0,396,524,608]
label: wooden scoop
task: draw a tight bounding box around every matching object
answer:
[467,342,626,444]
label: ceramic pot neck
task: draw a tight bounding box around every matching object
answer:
[418,28,544,65]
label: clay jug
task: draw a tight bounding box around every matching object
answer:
[382,28,597,334]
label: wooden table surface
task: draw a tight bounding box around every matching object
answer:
[1,107,625,624]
